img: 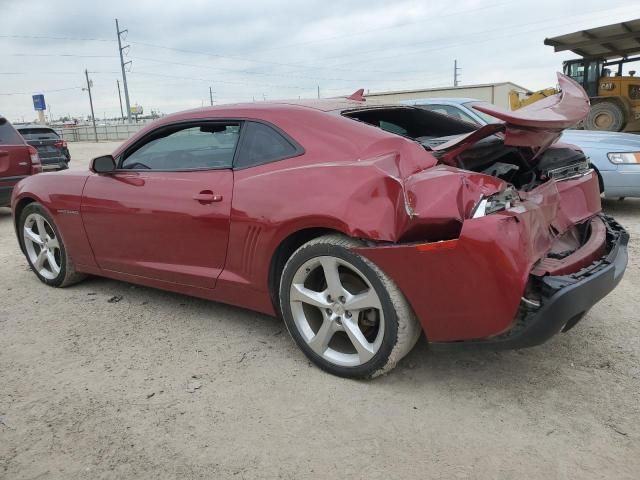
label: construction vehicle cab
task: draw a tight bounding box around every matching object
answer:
[562,59,603,97]
[560,54,640,131]
[511,19,640,132]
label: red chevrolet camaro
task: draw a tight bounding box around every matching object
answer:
[11,75,628,378]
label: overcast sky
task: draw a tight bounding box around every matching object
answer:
[2,0,640,122]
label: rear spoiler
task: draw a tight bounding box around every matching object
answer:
[434,74,590,165]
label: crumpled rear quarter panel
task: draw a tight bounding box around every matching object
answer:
[355,171,602,342]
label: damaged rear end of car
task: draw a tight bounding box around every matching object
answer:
[345,74,629,347]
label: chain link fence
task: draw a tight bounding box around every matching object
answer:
[56,123,145,142]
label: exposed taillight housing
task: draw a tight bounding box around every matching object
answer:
[54,139,67,149]
[28,146,43,174]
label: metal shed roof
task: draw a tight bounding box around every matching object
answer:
[544,19,640,59]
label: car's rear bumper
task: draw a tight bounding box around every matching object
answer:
[41,156,69,171]
[430,215,628,349]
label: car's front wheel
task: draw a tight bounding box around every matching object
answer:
[19,202,86,287]
[279,234,421,378]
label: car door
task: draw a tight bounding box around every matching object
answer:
[81,121,239,289]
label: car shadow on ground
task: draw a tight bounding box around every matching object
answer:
[70,273,602,391]
[602,197,640,215]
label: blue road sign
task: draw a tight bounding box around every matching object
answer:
[32,94,46,111]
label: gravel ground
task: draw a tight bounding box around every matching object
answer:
[1,141,639,479]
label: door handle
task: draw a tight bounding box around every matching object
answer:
[193,191,223,203]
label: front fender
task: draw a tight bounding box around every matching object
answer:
[11,171,97,268]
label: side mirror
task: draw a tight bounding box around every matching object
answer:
[90,155,116,174]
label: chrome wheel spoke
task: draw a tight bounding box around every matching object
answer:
[345,288,381,311]
[23,226,43,246]
[290,284,330,309]
[35,216,48,243]
[343,318,376,363]
[320,257,344,298]
[46,250,60,274]
[48,237,60,250]
[308,316,336,356]
[34,249,47,271]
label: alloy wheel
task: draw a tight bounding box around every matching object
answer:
[22,213,62,280]
[289,255,385,367]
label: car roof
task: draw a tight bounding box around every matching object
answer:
[153,97,427,127]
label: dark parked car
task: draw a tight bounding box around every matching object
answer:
[0,117,42,207]
[16,125,70,171]
[11,76,628,378]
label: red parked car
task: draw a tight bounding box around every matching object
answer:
[11,75,628,378]
[0,117,42,207]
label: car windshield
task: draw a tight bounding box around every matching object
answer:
[463,102,503,125]
[18,128,59,140]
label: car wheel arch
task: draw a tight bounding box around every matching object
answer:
[590,164,605,194]
[267,227,351,315]
[13,196,38,252]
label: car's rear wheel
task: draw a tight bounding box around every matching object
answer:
[19,202,86,287]
[279,234,421,378]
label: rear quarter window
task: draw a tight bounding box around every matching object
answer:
[234,121,301,169]
[0,119,26,145]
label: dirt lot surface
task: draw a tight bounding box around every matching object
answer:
[1,142,639,479]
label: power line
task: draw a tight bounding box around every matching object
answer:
[130,55,375,83]
[0,86,83,96]
[325,8,640,70]
[0,71,84,75]
[243,1,513,54]
[308,6,638,68]
[0,34,114,42]
[127,70,312,90]
[131,3,636,74]
[6,53,117,58]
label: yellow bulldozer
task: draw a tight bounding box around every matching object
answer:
[509,19,640,132]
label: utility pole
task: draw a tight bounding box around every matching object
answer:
[84,69,98,142]
[454,59,461,87]
[117,80,124,122]
[115,18,132,123]
[317,85,320,99]
[209,86,214,106]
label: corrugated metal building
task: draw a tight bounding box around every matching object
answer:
[364,82,529,109]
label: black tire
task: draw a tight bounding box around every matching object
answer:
[279,234,421,379]
[584,102,626,132]
[19,202,86,287]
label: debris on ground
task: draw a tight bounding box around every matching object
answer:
[186,381,202,393]
[107,295,123,303]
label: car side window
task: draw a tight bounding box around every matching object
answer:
[421,105,478,124]
[234,121,299,169]
[0,119,25,145]
[121,122,240,171]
